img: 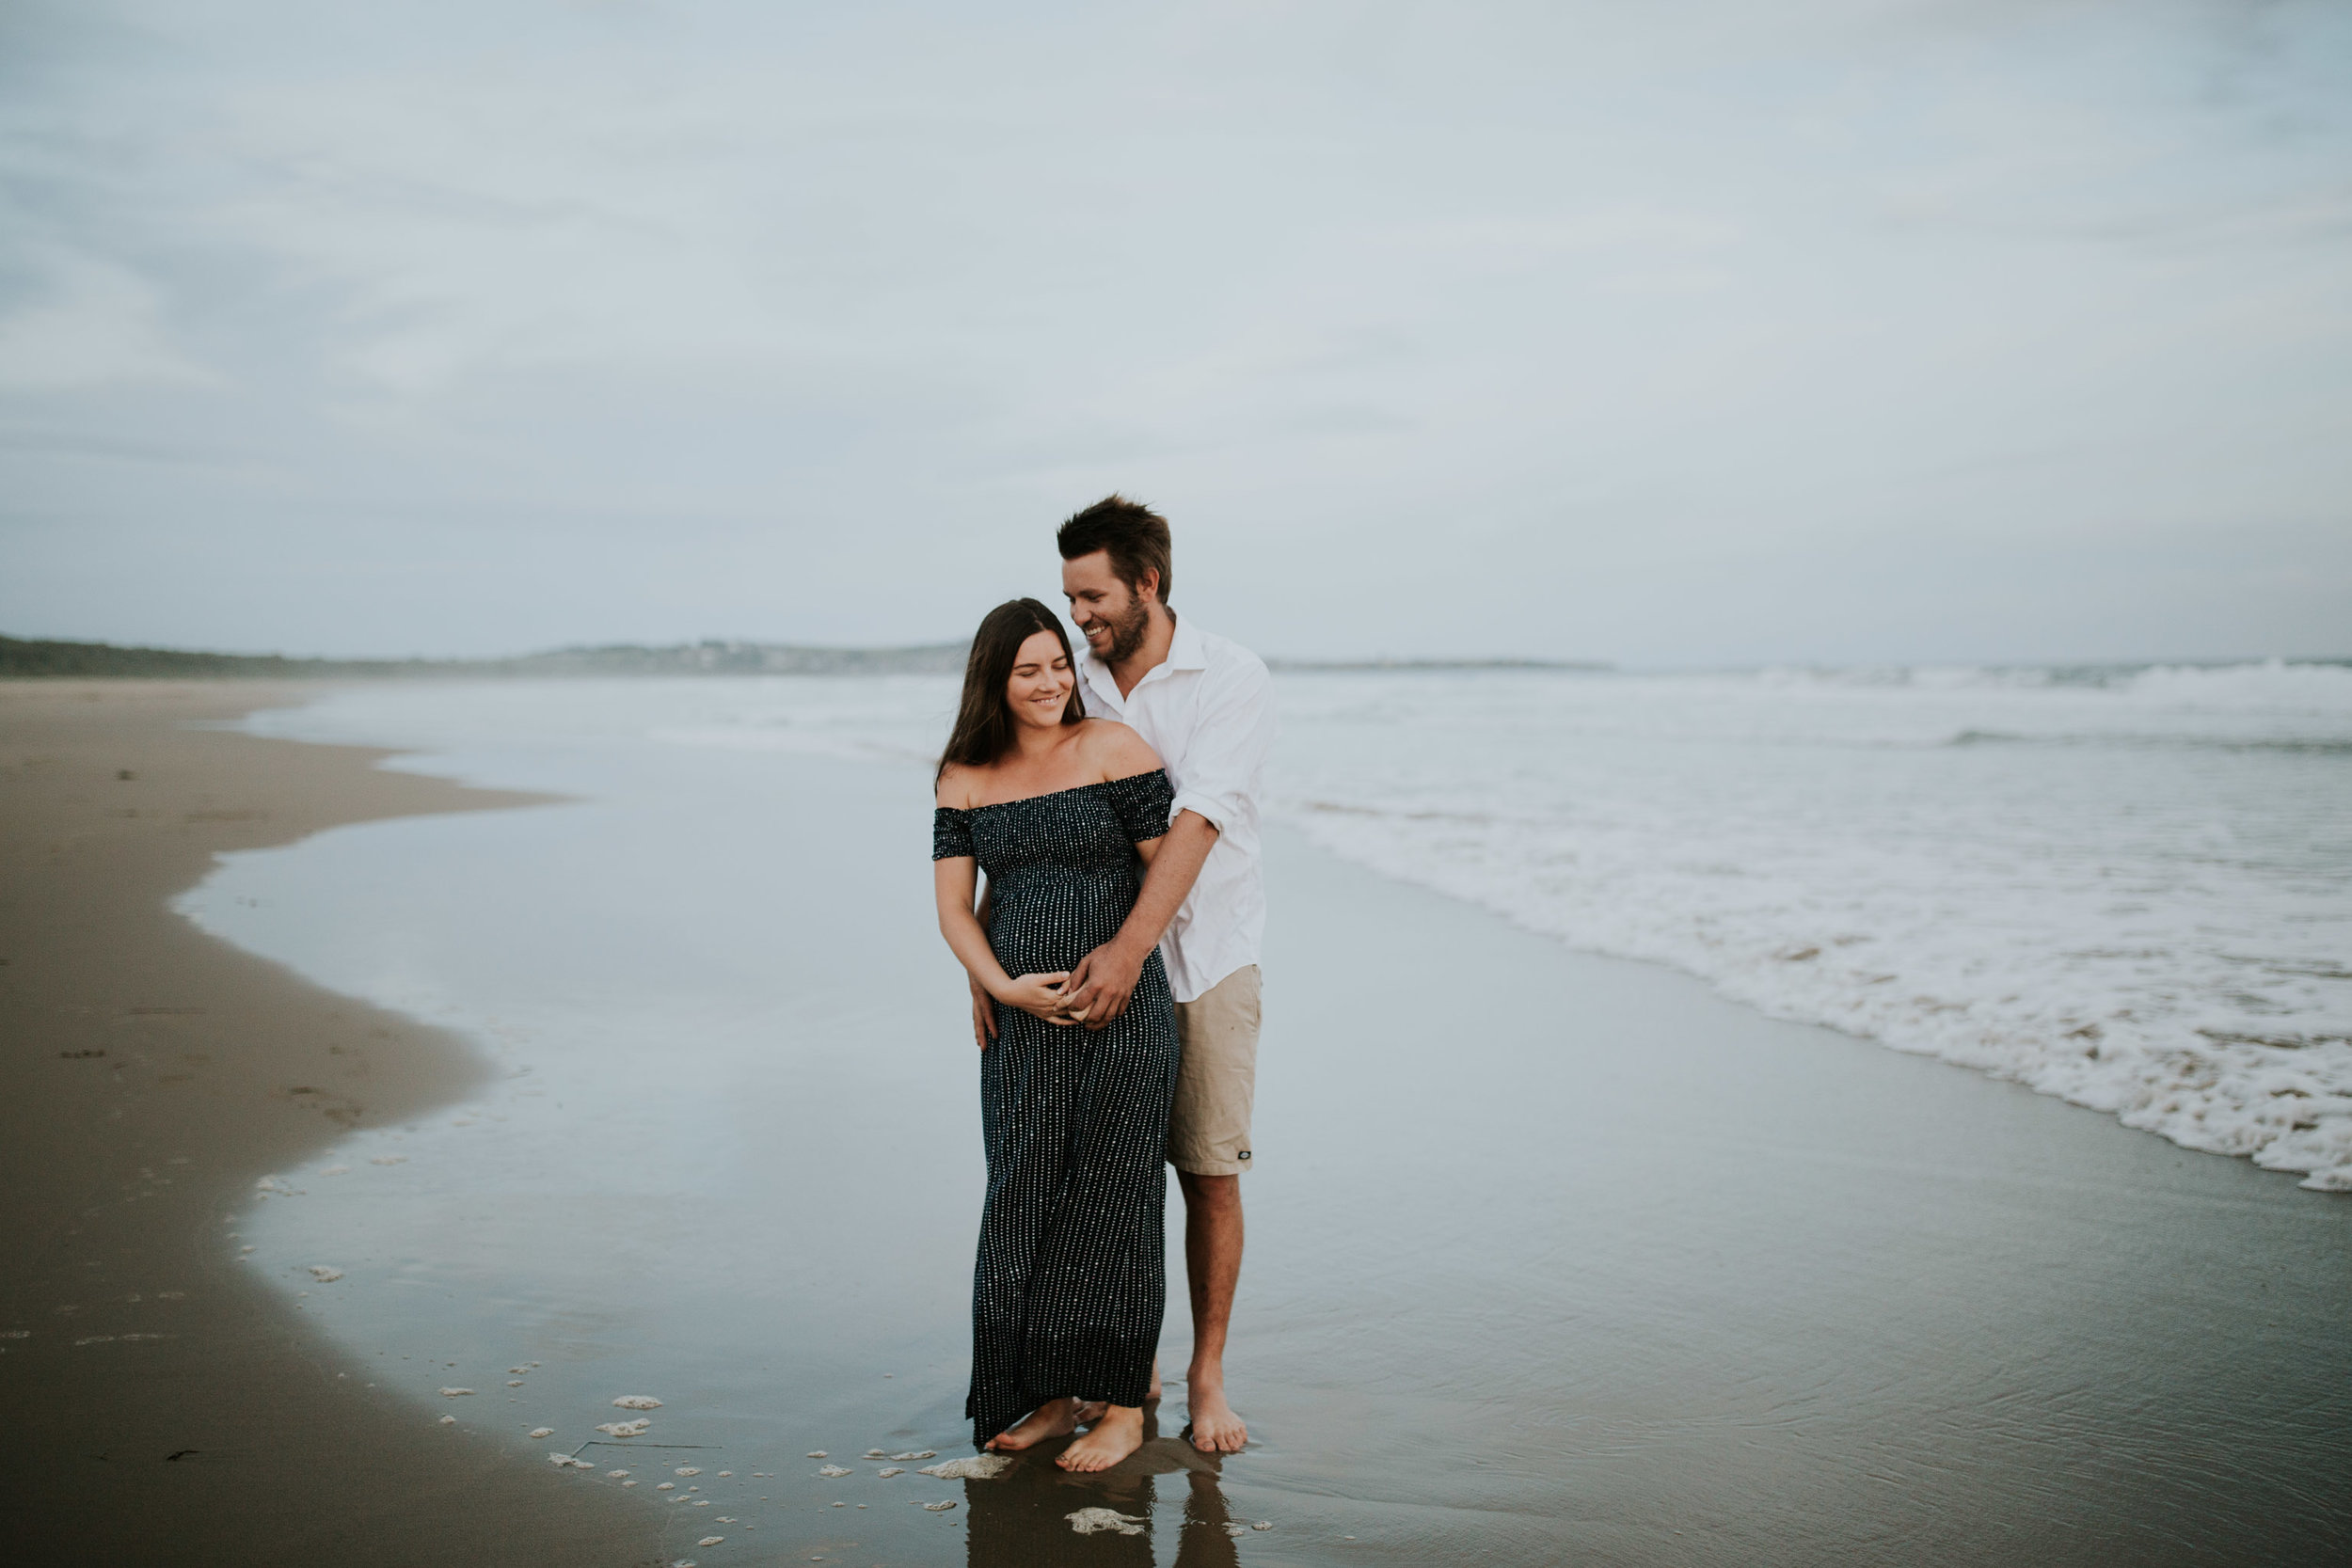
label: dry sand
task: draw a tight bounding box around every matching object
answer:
[0,682,664,1567]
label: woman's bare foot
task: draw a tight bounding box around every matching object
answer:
[1184,1374,1248,1453]
[1057,1404,1144,1472]
[1149,1359,1163,1402]
[985,1397,1083,1451]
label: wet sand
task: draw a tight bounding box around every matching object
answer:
[1243,835,2352,1563]
[8,681,2350,1565]
[0,682,665,1567]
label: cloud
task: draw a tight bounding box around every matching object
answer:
[0,249,216,390]
[0,0,2346,661]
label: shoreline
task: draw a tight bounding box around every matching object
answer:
[10,676,2348,1563]
[0,681,665,1567]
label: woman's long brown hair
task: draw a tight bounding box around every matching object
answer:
[937,598,1084,781]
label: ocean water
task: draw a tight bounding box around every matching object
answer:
[180,670,2352,1563]
[1271,661,2352,1192]
[235,661,2352,1190]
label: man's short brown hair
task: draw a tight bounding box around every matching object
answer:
[1057,494,1172,607]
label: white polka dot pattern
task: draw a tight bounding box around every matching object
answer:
[934,771,1178,1442]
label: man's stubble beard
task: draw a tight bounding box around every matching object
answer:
[1098,594,1152,664]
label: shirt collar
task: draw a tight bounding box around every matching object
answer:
[1079,644,1123,711]
[1080,610,1204,708]
[1161,610,1209,674]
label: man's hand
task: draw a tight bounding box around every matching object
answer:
[1063,942,1147,1031]
[969,973,998,1049]
[1055,810,1216,1032]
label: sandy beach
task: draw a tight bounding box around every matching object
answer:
[0,683,666,1566]
[8,678,2350,1566]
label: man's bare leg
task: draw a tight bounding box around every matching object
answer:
[985,1397,1084,1451]
[1178,1169,1248,1451]
[1057,1403,1145,1472]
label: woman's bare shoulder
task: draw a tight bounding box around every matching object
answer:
[935,761,983,809]
[1079,718,1164,780]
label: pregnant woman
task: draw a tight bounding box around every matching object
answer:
[931,596,1180,1473]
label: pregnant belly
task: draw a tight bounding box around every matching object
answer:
[985,872,1136,975]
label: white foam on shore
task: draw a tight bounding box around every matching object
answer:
[1276,661,2352,1190]
[1068,1507,1146,1535]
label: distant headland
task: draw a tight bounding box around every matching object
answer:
[1,634,1612,679]
[0,635,968,679]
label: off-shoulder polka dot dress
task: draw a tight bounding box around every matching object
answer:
[933,770,1179,1444]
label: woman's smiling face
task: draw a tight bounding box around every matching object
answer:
[1004,627,1074,732]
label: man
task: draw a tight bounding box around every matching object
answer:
[1015,493,1274,1454]
[969,496,1279,1457]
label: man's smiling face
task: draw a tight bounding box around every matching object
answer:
[1061,549,1155,664]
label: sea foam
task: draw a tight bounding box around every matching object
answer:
[1274,662,2352,1190]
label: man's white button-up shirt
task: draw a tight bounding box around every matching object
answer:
[1074,612,1276,1005]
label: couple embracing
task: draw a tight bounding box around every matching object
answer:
[931,496,1274,1473]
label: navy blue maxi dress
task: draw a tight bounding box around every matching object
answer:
[932,770,1180,1445]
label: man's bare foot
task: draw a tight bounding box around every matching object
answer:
[1057,1404,1144,1472]
[985,1397,1082,1451]
[1184,1376,1248,1453]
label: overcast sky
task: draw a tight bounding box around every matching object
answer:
[2,0,2347,664]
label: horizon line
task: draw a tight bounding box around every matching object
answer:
[5,632,2348,678]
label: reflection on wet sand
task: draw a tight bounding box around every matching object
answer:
[190,695,2352,1566]
[961,1409,1242,1568]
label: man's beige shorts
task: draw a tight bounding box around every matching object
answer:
[1168,965,1261,1176]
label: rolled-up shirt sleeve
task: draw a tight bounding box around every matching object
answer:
[1168,658,1275,833]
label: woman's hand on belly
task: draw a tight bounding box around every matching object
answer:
[992,971,1082,1027]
